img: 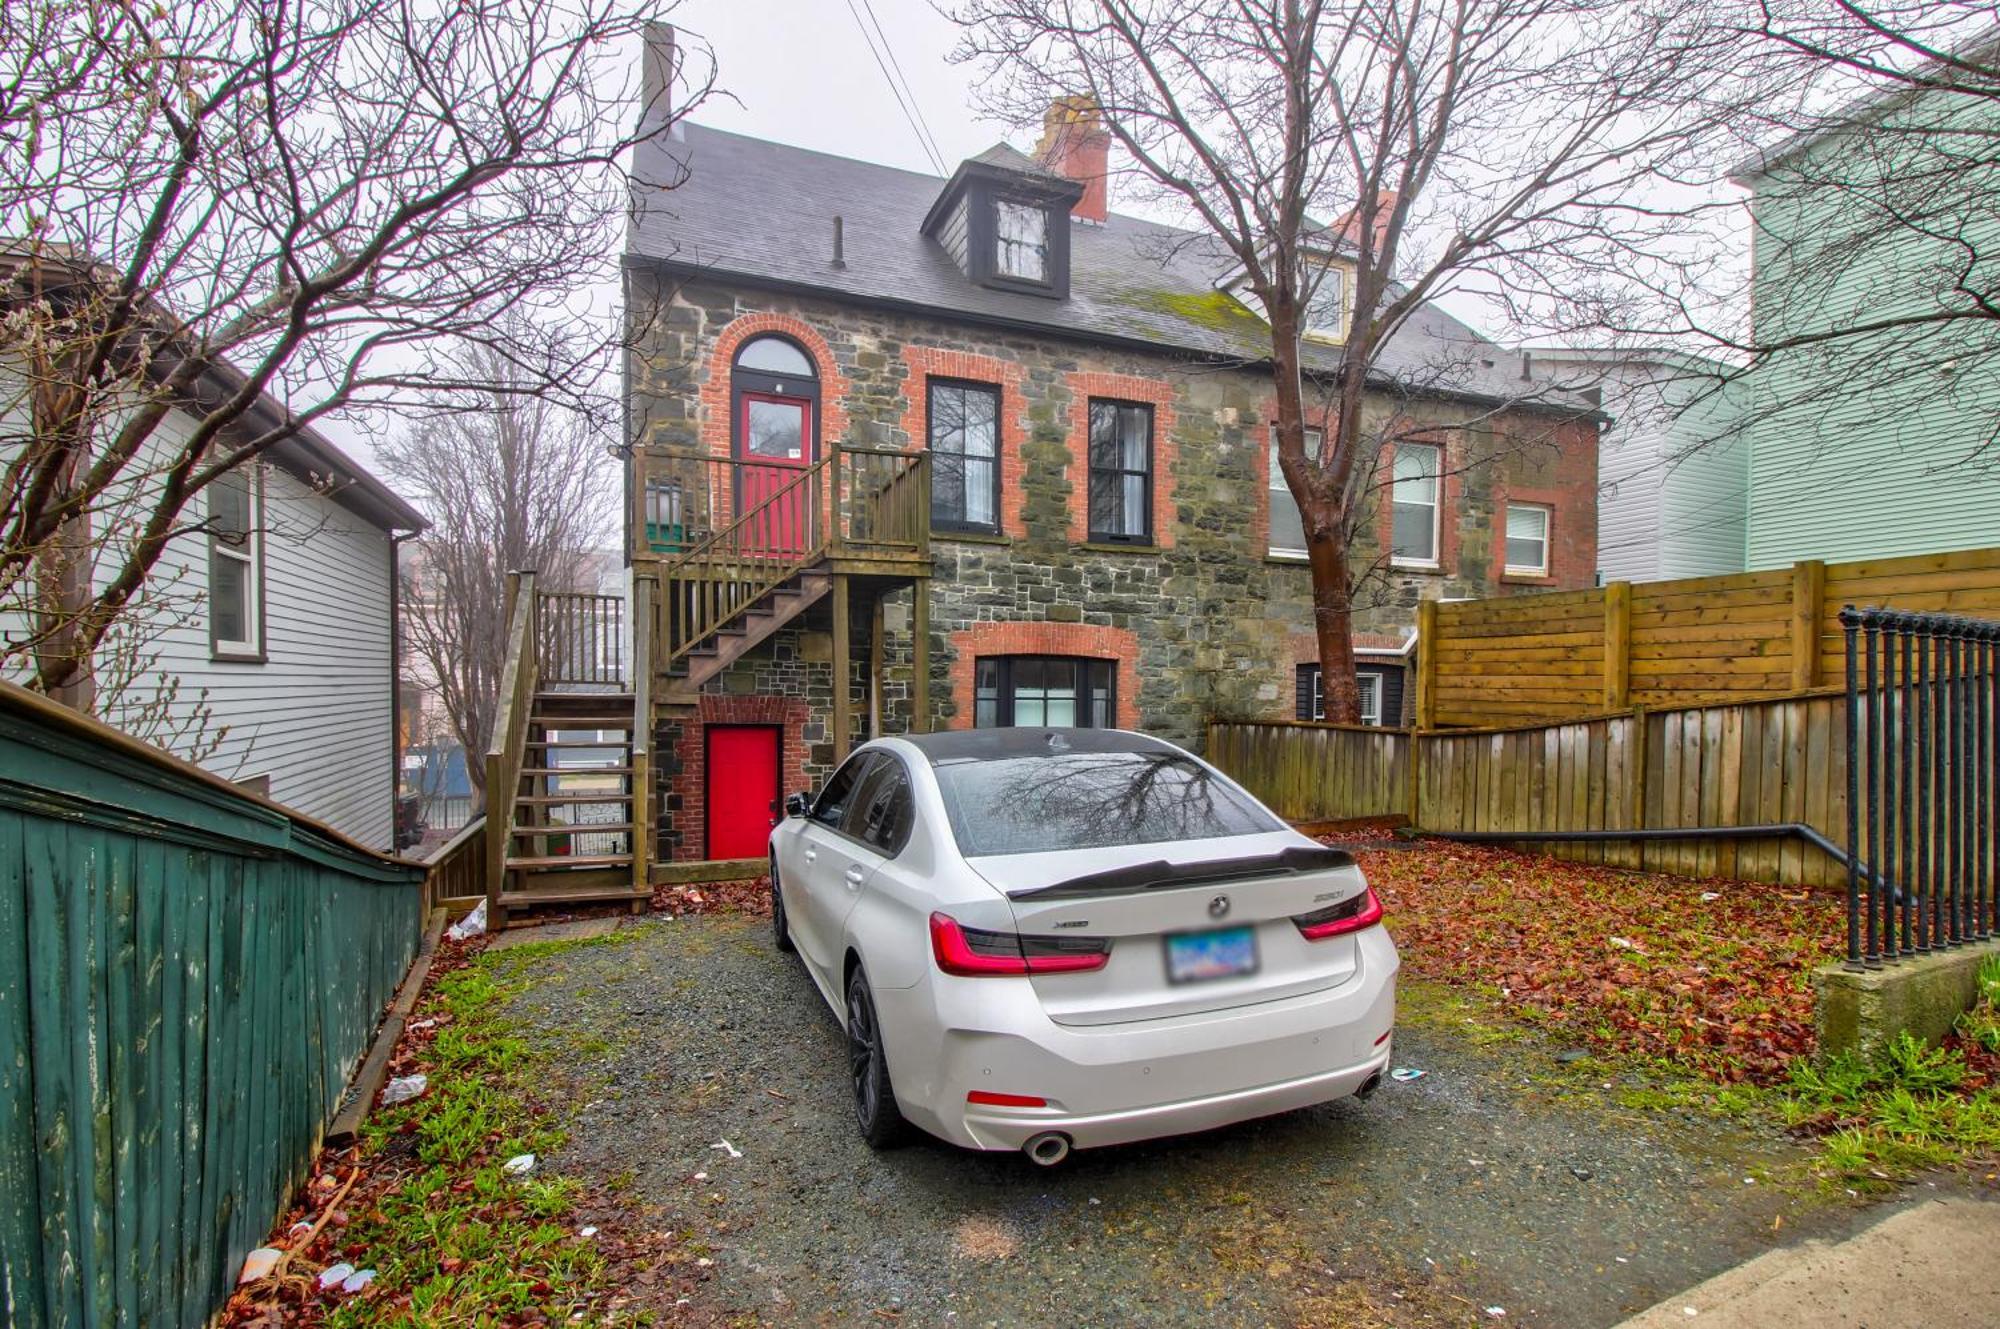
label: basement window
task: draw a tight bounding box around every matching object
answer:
[974,656,1115,729]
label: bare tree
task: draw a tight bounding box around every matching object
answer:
[950,0,1756,720]
[0,0,711,708]
[380,335,614,807]
[1717,3,2000,466]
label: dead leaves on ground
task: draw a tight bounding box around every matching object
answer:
[1354,840,1845,1082]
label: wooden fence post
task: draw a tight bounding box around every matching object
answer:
[1792,559,1826,690]
[1414,599,1438,729]
[1603,580,1631,711]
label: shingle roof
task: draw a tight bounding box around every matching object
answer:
[628,123,1584,411]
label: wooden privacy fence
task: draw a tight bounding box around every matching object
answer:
[1210,688,1859,888]
[0,682,426,1327]
[1418,545,2000,728]
[1206,720,1411,824]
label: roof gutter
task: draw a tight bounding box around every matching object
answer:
[624,253,1609,423]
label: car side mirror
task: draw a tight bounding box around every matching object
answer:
[784,792,810,819]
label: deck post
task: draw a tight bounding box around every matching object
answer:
[1414,599,1438,729]
[832,573,852,762]
[912,577,931,734]
[869,595,885,739]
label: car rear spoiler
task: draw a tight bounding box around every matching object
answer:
[1006,845,1358,901]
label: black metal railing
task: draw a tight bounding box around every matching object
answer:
[1842,606,1998,967]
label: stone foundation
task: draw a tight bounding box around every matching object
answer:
[1812,938,2000,1060]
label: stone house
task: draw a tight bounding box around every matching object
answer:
[620,32,1600,863]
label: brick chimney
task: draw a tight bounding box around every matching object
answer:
[1033,96,1110,224]
[638,21,680,141]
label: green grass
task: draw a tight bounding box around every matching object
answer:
[323,950,625,1328]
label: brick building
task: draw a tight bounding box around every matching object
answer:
[622,32,1599,862]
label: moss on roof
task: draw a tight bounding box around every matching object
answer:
[1114,286,1270,346]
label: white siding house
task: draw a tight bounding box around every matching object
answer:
[1533,349,1746,583]
[3,402,425,849]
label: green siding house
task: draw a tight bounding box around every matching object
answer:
[1733,75,2000,570]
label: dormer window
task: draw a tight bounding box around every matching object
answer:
[995,200,1049,282]
[1303,263,1349,340]
[921,144,1081,300]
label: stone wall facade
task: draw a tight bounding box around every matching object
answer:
[630,271,1599,856]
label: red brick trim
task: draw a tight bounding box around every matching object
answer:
[947,621,1142,731]
[897,346,1030,539]
[1063,371,1178,547]
[694,316,852,533]
[667,694,813,861]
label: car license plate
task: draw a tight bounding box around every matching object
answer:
[1165,926,1258,984]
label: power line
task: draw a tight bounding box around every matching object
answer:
[842,0,948,176]
[859,0,948,173]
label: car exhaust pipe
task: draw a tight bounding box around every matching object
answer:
[1023,1132,1072,1167]
[1354,1071,1383,1101]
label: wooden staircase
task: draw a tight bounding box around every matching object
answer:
[498,690,648,911]
[485,576,652,929]
[662,571,832,705]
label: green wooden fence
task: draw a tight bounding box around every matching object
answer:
[0,682,425,1327]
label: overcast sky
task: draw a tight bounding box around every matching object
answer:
[674,0,1006,180]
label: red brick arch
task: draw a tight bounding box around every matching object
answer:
[947,620,1142,731]
[698,313,851,461]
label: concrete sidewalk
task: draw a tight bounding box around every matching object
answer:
[1618,1197,2000,1329]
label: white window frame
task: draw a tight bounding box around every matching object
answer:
[1504,502,1552,576]
[1301,262,1350,341]
[208,468,262,659]
[1390,441,1441,569]
[1266,426,1324,560]
[1357,671,1383,726]
[1307,666,1386,726]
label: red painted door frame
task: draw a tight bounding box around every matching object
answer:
[704,723,784,860]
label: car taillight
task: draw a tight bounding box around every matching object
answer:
[929,912,1109,977]
[1292,887,1383,940]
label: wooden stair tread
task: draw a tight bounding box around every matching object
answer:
[499,884,649,906]
[514,792,634,805]
[520,765,635,776]
[526,738,633,747]
[503,854,634,871]
[510,822,636,835]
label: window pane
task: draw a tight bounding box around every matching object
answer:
[1391,442,1438,561]
[1088,661,1114,728]
[1506,505,1549,571]
[1088,468,1119,535]
[813,753,874,826]
[1088,401,1119,468]
[736,336,814,378]
[975,659,1001,728]
[1118,407,1148,471]
[995,201,1047,281]
[1391,504,1436,562]
[211,554,247,643]
[1305,266,1346,335]
[745,398,806,459]
[962,457,996,526]
[211,472,250,541]
[1119,474,1147,535]
[931,449,967,523]
[1268,431,1314,555]
[961,391,997,457]
[934,752,1285,857]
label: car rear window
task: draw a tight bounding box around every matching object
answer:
[932,751,1283,857]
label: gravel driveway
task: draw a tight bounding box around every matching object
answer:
[502,912,1877,1328]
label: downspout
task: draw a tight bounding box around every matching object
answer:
[390,528,420,854]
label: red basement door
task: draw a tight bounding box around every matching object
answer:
[705,725,782,860]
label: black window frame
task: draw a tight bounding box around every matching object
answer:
[973,655,1117,729]
[962,179,1072,299]
[926,378,1003,536]
[1086,399,1154,545]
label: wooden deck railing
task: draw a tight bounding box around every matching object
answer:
[485,571,540,909]
[538,590,624,686]
[423,814,488,910]
[633,445,931,670]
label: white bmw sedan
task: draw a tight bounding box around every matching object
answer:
[768,728,1398,1164]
